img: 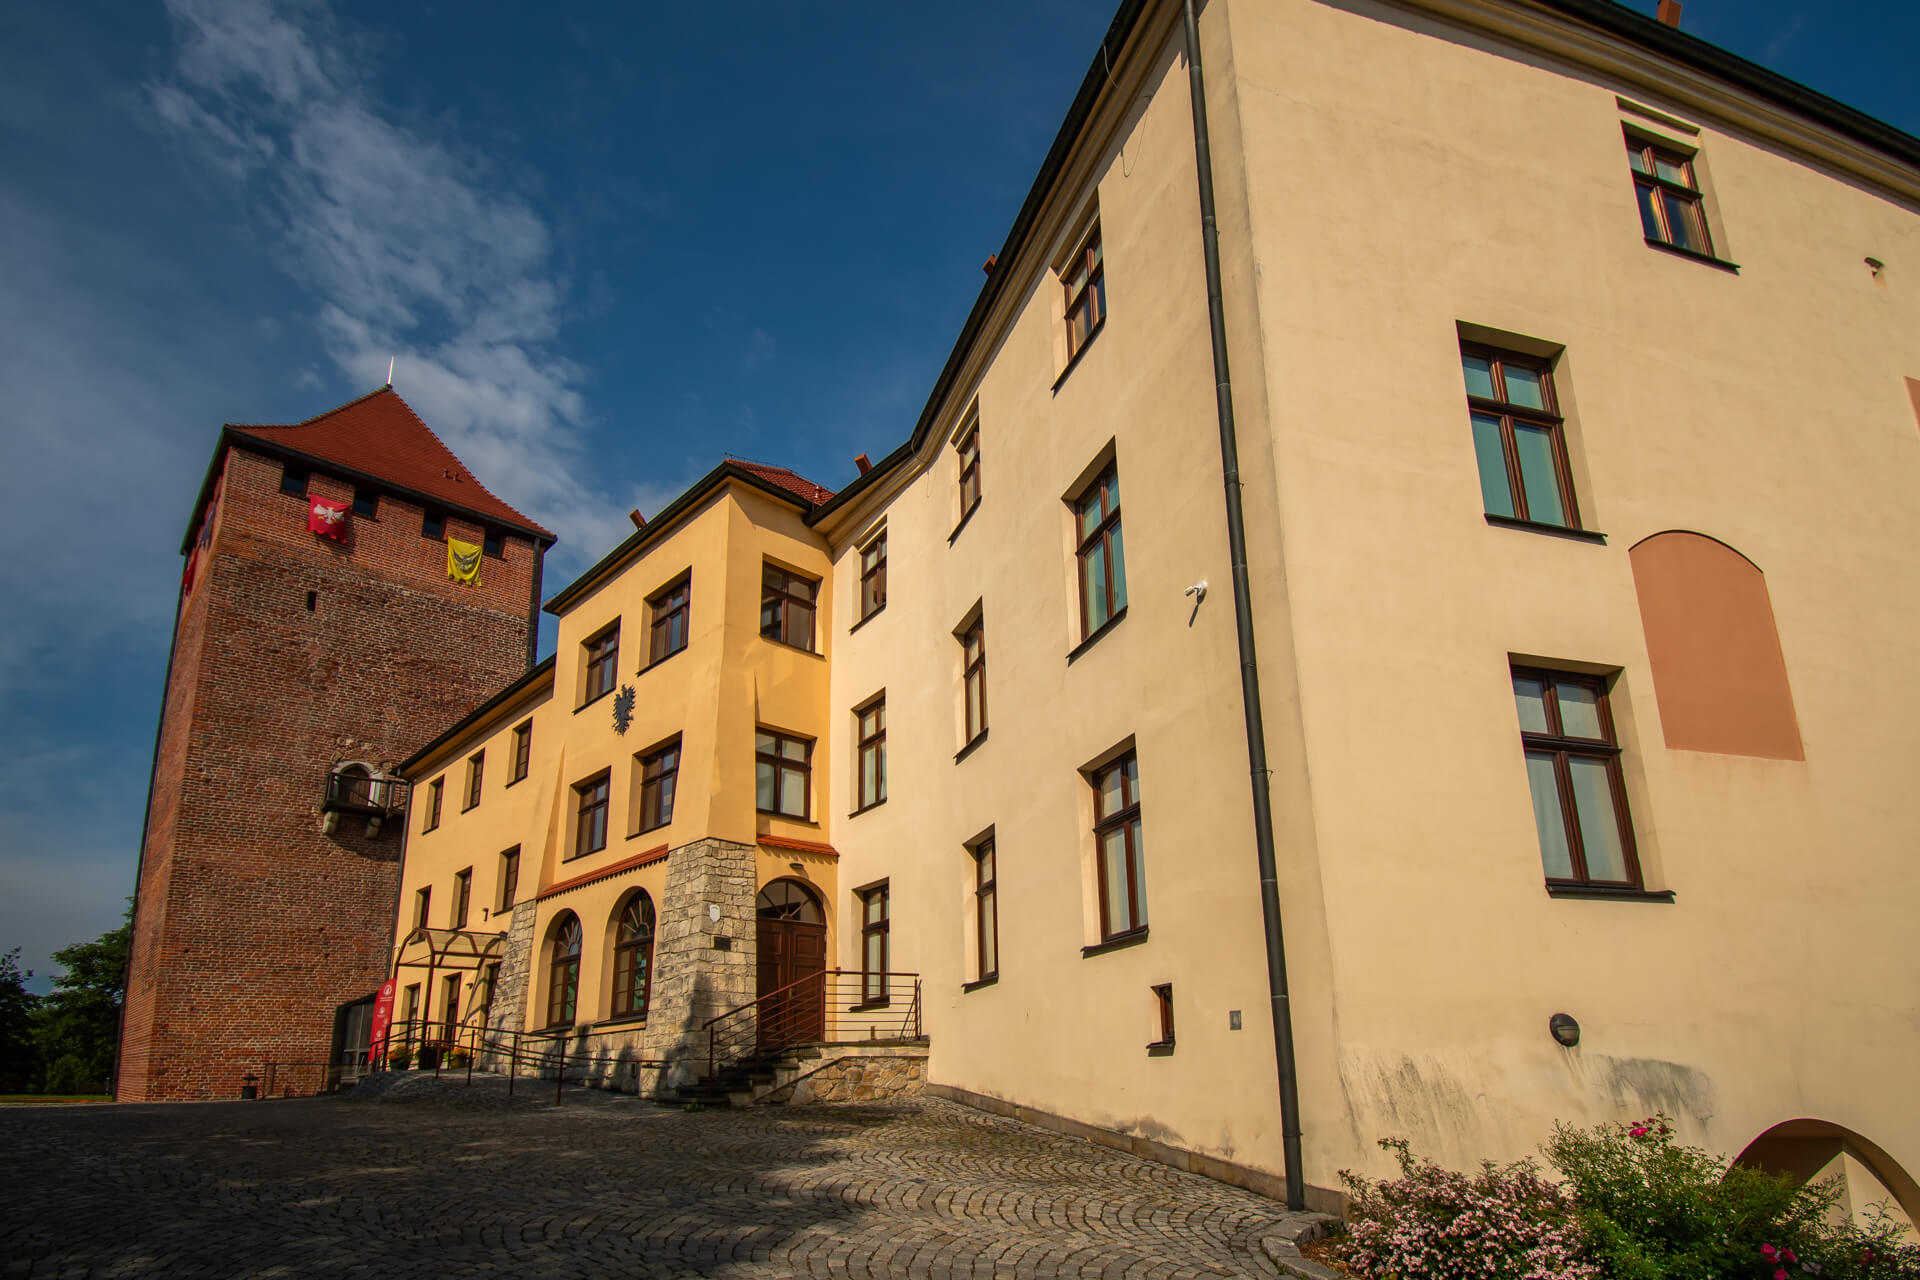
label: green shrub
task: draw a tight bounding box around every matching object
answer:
[385,1046,413,1070]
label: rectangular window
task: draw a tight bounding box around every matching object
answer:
[400,984,420,1047]
[280,466,309,497]
[1092,751,1147,940]
[648,577,691,664]
[582,622,620,704]
[957,424,981,521]
[1064,223,1105,359]
[755,728,813,819]
[482,528,504,558]
[637,739,680,833]
[974,837,998,982]
[961,619,987,745]
[860,882,890,1003]
[498,847,520,913]
[759,563,818,651]
[423,778,443,832]
[858,532,887,622]
[573,771,610,858]
[463,750,484,811]
[1628,137,1714,258]
[422,510,445,540]
[1151,984,1175,1047]
[452,868,471,929]
[1074,464,1127,638]
[477,962,499,1029]
[441,973,463,1041]
[1462,345,1579,530]
[351,488,378,518]
[1513,667,1642,888]
[413,886,431,932]
[855,698,887,812]
[510,721,531,783]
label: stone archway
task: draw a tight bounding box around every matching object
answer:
[1736,1119,1918,1237]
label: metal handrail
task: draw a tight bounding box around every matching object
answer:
[322,772,409,815]
[368,1016,667,1104]
[701,969,923,1083]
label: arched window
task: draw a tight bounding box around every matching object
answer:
[611,893,656,1018]
[546,914,582,1028]
[756,880,823,923]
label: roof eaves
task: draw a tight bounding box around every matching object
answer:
[398,654,556,777]
[540,462,821,617]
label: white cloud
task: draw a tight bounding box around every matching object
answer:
[152,0,639,571]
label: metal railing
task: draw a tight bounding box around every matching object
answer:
[373,1016,666,1104]
[703,969,922,1082]
[322,772,410,816]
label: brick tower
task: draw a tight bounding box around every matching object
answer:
[118,387,553,1101]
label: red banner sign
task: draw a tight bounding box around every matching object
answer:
[367,980,397,1062]
[308,495,349,541]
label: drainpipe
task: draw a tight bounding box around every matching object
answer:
[1180,0,1306,1210]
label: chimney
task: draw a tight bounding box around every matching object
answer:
[1656,0,1681,27]
[628,509,646,529]
[982,254,997,276]
[855,454,873,475]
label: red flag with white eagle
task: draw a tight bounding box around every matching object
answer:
[308,495,349,541]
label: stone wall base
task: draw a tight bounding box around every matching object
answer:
[925,1081,1345,1216]
[760,1045,927,1105]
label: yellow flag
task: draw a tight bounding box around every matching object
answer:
[447,538,483,586]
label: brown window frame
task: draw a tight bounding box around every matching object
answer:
[755,728,813,820]
[859,881,890,1003]
[1512,666,1643,890]
[510,721,531,784]
[280,466,309,498]
[1151,984,1175,1048]
[422,777,443,832]
[1063,223,1105,360]
[857,532,887,623]
[399,983,420,1046]
[421,510,445,540]
[498,847,520,913]
[974,837,998,983]
[956,424,981,521]
[572,770,611,859]
[1462,344,1581,531]
[1627,137,1715,258]
[451,868,472,930]
[482,528,504,558]
[855,698,887,813]
[476,961,499,1029]
[440,972,463,1041]
[463,750,484,812]
[351,487,378,517]
[636,738,680,833]
[647,576,691,665]
[759,563,818,652]
[582,622,620,706]
[961,619,987,746]
[1074,464,1126,640]
[610,893,656,1019]
[412,886,431,932]
[1092,751,1147,941]
[546,914,581,1029]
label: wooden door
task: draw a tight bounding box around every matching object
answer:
[755,880,827,1049]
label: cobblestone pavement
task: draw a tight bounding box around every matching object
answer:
[0,1083,1320,1278]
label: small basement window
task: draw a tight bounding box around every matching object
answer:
[422,511,446,540]
[281,467,310,497]
[484,529,504,558]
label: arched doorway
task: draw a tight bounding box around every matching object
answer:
[756,879,826,1049]
[1737,1120,1919,1237]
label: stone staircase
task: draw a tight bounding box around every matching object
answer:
[672,1039,928,1107]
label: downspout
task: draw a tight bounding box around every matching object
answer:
[1180,0,1306,1210]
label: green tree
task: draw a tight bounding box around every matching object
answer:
[31,905,130,1094]
[0,948,39,1092]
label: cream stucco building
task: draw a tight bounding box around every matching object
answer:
[379,0,1920,1222]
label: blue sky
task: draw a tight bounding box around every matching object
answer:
[0,0,1914,992]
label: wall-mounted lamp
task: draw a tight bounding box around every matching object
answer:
[1549,1013,1581,1048]
[1866,256,1885,277]
[788,861,805,874]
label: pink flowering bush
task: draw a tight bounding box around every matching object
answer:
[1337,1137,1598,1280]
[1337,1119,1920,1280]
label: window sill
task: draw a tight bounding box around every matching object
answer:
[1146,1039,1176,1057]
[760,636,823,659]
[756,811,818,826]
[1546,883,1676,903]
[954,729,990,765]
[422,825,441,835]
[1082,927,1149,958]
[948,501,981,546]
[1484,515,1608,544]
[575,687,615,714]
[848,998,892,1013]
[460,803,478,814]
[848,606,886,637]
[848,799,887,818]
[561,846,609,864]
[628,822,670,840]
[638,646,686,676]
[594,1012,649,1030]
[504,775,528,790]
[1052,320,1106,393]
[1067,606,1128,665]
[961,975,999,994]
[1643,237,1739,273]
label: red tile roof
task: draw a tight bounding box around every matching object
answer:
[228,387,554,539]
[727,458,836,506]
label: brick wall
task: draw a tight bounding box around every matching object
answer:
[119,445,542,1101]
